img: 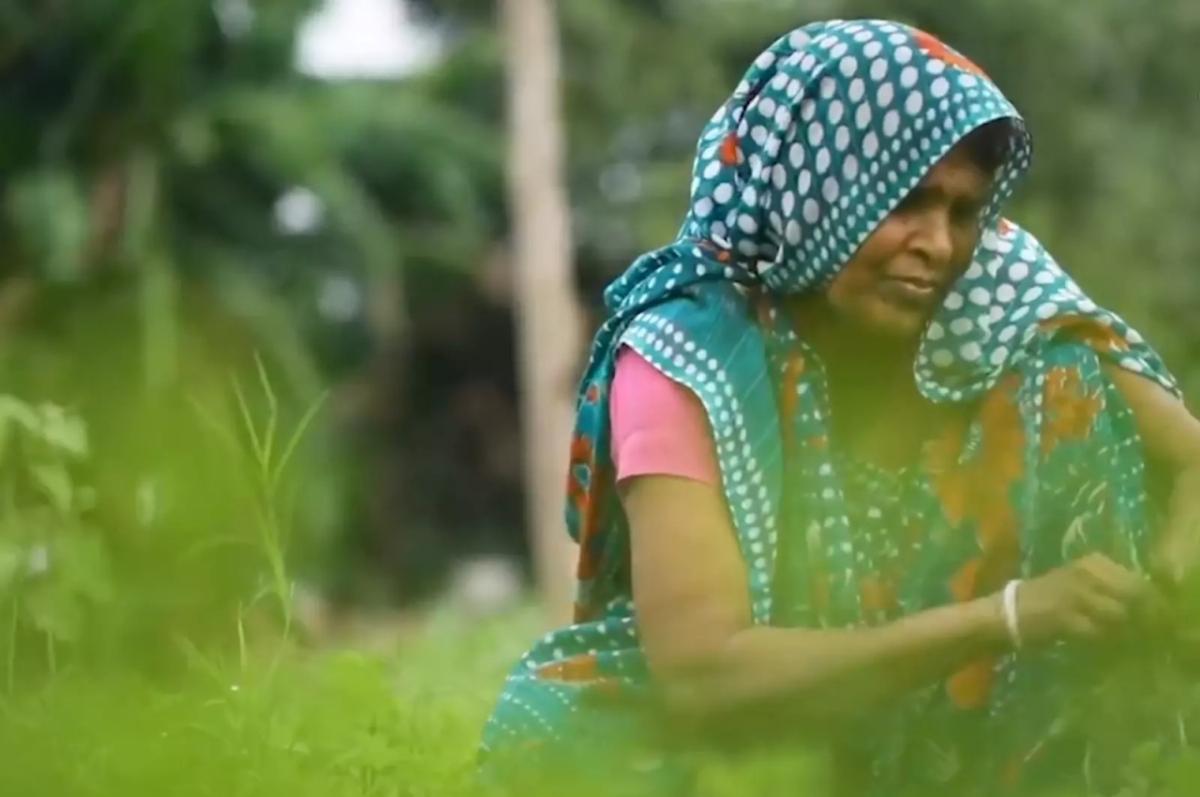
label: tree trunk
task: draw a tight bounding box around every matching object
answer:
[501,0,582,621]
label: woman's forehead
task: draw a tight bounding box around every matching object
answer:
[915,145,994,202]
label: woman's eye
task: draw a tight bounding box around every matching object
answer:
[952,202,983,225]
[894,190,928,214]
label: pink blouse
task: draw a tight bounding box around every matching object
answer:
[609,346,721,486]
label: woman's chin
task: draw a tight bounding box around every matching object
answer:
[853,303,931,343]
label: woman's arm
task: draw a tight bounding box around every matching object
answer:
[1104,364,1200,587]
[624,475,1147,729]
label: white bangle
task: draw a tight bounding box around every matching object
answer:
[1002,579,1023,650]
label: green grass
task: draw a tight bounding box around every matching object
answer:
[0,603,838,797]
[0,605,542,797]
[5,601,1200,797]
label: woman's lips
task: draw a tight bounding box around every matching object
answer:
[879,275,943,307]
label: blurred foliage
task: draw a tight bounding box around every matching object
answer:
[0,397,111,677]
[1,604,1198,796]
[0,0,511,608]
[0,605,544,797]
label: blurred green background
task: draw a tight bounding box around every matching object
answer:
[0,1,1197,794]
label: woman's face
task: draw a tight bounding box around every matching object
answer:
[822,142,993,341]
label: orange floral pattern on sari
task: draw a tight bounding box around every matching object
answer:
[948,658,996,711]
[568,427,613,623]
[926,375,1026,708]
[1040,315,1132,355]
[1041,366,1104,458]
[567,433,598,578]
[859,572,898,614]
[536,653,600,683]
[927,373,1025,563]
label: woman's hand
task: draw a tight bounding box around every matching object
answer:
[1015,553,1164,646]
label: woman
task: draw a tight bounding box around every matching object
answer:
[481,19,1200,795]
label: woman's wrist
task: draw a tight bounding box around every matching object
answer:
[963,591,1013,652]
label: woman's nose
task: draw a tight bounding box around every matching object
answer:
[912,210,955,269]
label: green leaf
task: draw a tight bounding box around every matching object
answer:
[35,404,88,459]
[231,374,265,469]
[0,396,42,461]
[254,352,279,469]
[29,464,73,515]
[270,390,328,490]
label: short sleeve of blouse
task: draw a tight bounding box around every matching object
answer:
[609,345,721,487]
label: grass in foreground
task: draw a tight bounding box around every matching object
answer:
[5,602,1200,796]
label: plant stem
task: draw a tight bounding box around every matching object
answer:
[237,603,247,676]
[6,598,16,694]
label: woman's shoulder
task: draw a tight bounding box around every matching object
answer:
[637,277,755,317]
[618,280,772,365]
